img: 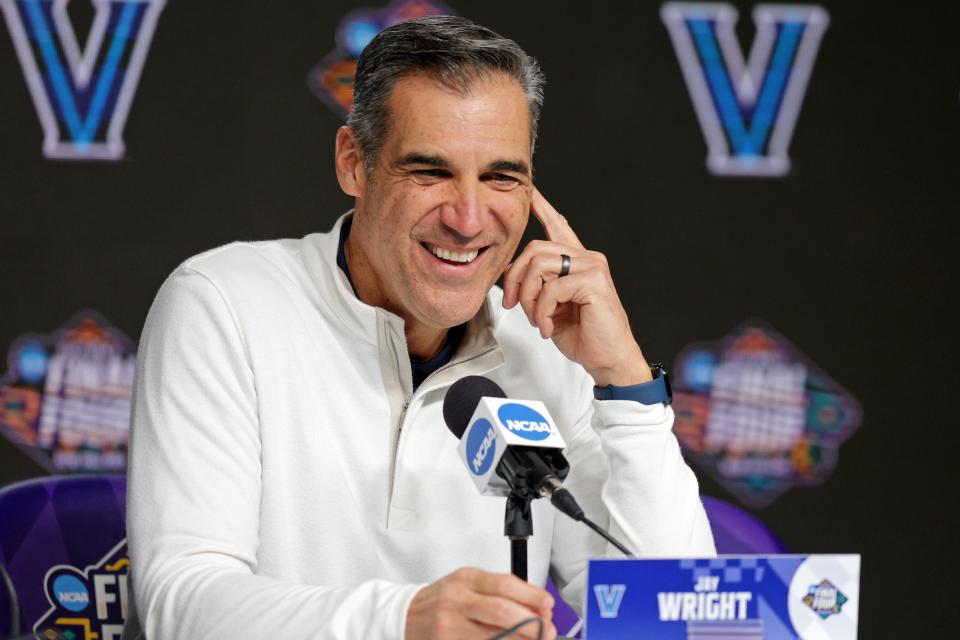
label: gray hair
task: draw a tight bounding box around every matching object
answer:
[346,15,546,171]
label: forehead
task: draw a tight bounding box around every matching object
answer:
[381,71,532,163]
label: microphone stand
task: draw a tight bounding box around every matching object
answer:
[504,491,533,581]
[499,448,566,582]
[505,492,581,640]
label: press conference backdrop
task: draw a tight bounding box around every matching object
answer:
[0,1,955,636]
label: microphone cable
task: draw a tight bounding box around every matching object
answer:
[486,616,543,640]
[546,484,634,558]
[580,514,633,557]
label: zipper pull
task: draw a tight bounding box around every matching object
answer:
[398,399,410,432]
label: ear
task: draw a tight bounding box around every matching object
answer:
[335,126,366,197]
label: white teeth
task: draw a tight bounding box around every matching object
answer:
[426,243,480,264]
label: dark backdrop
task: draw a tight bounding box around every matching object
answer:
[1,1,957,635]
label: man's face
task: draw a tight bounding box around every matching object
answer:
[346,71,533,331]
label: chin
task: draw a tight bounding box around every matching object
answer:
[418,288,489,328]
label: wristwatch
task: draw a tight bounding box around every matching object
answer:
[593,362,672,405]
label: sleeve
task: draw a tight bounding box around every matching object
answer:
[126,268,422,640]
[548,391,716,615]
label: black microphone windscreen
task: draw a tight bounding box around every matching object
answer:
[442,375,506,439]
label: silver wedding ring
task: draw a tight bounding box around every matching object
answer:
[559,254,571,277]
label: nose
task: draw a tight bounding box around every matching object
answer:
[438,177,486,244]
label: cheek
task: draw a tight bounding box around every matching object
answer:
[491,191,530,237]
[372,188,426,240]
[405,188,463,238]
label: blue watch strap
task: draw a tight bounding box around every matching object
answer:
[593,367,672,405]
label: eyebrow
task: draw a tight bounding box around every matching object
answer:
[396,153,450,168]
[395,153,530,176]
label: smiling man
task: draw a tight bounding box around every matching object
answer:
[336,68,532,360]
[125,16,714,640]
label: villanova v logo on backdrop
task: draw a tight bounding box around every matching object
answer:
[1,0,165,160]
[661,3,828,176]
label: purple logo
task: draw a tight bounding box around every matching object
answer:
[35,539,129,639]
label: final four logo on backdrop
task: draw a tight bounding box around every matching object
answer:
[307,0,455,116]
[1,0,166,160]
[661,3,828,176]
[0,311,135,472]
[672,322,862,507]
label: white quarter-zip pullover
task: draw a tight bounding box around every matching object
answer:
[125,215,715,639]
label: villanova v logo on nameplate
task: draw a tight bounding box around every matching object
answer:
[593,584,627,619]
[1,0,166,160]
[661,3,829,177]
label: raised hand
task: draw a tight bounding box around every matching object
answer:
[502,188,652,387]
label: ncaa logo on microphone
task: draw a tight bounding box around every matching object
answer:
[496,403,553,441]
[465,418,496,476]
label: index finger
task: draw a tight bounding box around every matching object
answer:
[470,570,555,612]
[531,187,584,250]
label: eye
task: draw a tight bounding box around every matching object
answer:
[409,169,452,185]
[413,169,450,178]
[484,173,521,190]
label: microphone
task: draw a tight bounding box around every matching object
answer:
[442,375,584,520]
[442,375,635,557]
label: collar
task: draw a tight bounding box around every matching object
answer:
[299,212,504,383]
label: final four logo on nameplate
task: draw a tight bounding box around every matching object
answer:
[661,3,829,177]
[1,0,166,160]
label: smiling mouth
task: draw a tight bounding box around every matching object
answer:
[422,242,488,265]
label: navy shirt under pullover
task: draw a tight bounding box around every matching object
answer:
[336,216,465,390]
